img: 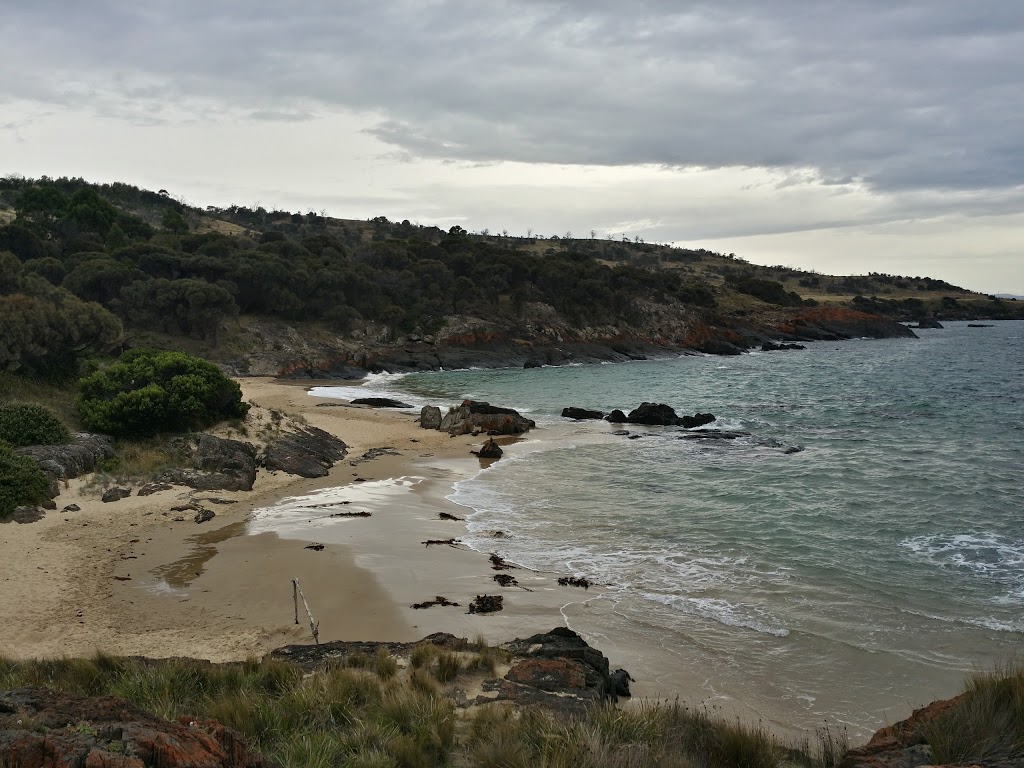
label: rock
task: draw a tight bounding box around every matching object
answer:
[102,487,132,503]
[968,323,994,327]
[506,657,588,692]
[262,426,348,478]
[304,543,325,551]
[418,405,443,429]
[137,482,173,496]
[523,358,543,369]
[625,402,680,425]
[838,695,964,768]
[15,432,116,481]
[677,430,749,440]
[679,412,716,428]
[913,317,943,329]
[193,508,216,524]
[161,434,259,491]
[606,669,634,699]
[438,512,463,521]
[561,407,605,420]
[605,409,628,423]
[472,438,503,459]
[39,498,56,510]
[3,506,44,524]
[437,401,535,436]
[351,397,413,408]
[0,686,267,768]
[611,429,630,436]
[62,503,81,512]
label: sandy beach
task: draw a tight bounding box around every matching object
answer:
[0,378,585,666]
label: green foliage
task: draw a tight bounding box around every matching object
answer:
[0,402,71,446]
[727,275,807,307]
[161,207,190,235]
[77,349,248,437]
[0,288,122,378]
[0,440,51,518]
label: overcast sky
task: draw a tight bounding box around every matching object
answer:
[3,1,1022,293]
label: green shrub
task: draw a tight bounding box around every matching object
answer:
[0,440,52,518]
[0,402,72,446]
[77,349,249,438]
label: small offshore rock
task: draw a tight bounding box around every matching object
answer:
[472,437,503,460]
[561,407,604,420]
[102,487,131,503]
[605,409,628,423]
[193,508,216,524]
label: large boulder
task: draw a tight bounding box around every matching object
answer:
[161,434,258,491]
[561,407,604,420]
[605,409,628,424]
[436,401,535,435]
[262,426,348,478]
[472,438,504,460]
[625,402,680,425]
[16,432,115,481]
[0,686,266,768]
[418,405,443,430]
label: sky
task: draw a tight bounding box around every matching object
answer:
[2,1,1022,294]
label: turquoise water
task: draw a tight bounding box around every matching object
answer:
[333,322,1024,737]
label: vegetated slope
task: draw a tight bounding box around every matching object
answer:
[1,176,1015,378]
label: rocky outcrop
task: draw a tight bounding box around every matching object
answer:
[621,403,717,428]
[773,308,917,342]
[161,434,259,491]
[561,407,604,420]
[0,686,266,768]
[606,409,628,423]
[761,341,806,351]
[271,626,630,717]
[912,317,944,329]
[16,432,115,481]
[435,401,535,435]
[262,426,348,478]
[418,406,443,430]
[839,695,966,768]
[351,397,413,408]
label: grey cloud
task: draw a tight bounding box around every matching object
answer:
[3,1,1023,194]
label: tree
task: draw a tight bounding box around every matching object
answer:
[161,208,190,235]
[77,349,249,437]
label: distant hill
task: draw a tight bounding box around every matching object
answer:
[1,175,1020,377]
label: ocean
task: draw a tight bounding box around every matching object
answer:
[313,320,1024,738]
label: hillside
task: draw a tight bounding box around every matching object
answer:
[1,175,1019,379]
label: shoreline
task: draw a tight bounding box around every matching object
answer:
[0,378,590,667]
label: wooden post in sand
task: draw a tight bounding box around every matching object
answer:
[292,577,320,645]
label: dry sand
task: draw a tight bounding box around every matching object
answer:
[0,378,584,664]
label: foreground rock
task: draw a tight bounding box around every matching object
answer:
[271,626,630,716]
[0,686,266,768]
[434,400,535,435]
[161,434,258,491]
[839,695,966,768]
[262,425,348,478]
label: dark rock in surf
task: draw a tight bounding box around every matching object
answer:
[472,438,504,460]
[679,412,716,428]
[437,400,534,435]
[561,407,605,420]
[605,409,628,423]
[761,341,807,351]
[625,402,680,425]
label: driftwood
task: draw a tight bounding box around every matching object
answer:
[439,512,463,521]
[292,578,320,644]
[330,510,372,518]
[304,543,325,551]
[422,538,460,547]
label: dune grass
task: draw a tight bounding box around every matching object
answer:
[915,659,1024,764]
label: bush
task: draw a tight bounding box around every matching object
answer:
[0,402,72,446]
[0,440,52,518]
[77,349,249,438]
